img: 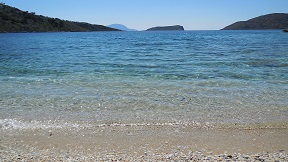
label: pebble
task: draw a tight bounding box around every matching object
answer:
[1,149,287,161]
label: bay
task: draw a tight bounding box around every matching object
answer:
[0,30,287,129]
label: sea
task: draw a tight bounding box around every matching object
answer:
[0,30,287,129]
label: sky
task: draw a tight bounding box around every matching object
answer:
[1,0,288,30]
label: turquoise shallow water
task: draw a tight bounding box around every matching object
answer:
[0,30,287,129]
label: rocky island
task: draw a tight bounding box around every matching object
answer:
[146,25,184,31]
[0,3,119,33]
[222,13,288,30]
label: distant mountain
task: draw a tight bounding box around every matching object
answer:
[0,3,119,32]
[108,24,137,31]
[147,25,184,31]
[222,13,288,30]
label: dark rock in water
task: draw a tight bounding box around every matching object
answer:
[222,13,288,30]
[283,29,288,32]
[147,25,184,31]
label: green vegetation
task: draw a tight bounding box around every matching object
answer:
[222,13,288,30]
[0,3,119,32]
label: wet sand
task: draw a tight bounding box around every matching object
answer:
[1,123,288,161]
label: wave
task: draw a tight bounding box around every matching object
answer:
[0,119,84,130]
[0,118,214,130]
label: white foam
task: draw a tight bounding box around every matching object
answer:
[0,118,214,130]
[0,119,84,130]
[96,121,212,128]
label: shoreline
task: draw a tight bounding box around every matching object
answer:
[1,123,287,161]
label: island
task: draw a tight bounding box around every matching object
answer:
[0,3,119,33]
[108,24,137,31]
[222,13,288,30]
[146,25,184,31]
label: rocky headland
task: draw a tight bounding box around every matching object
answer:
[0,3,119,33]
[222,13,288,30]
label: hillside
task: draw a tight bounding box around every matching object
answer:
[108,24,137,31]
[0,3,119,32]
[147,25,184,31]
[222,13,288,30]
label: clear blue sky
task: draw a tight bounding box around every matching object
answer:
[1,0,287,30]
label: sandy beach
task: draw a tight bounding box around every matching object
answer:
[1,122,287,161]
[1,1,288,161]
[1,30,288,161]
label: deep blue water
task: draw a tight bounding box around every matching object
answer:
[0,30,287,128]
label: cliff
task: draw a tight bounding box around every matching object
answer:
[0,3,119,33]
[147,25,184,31]
[222,13,288,30]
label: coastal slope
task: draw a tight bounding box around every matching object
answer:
[222,13,288,30]
[147,25,184,31]
[0,3,119,32]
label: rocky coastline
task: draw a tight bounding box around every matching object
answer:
[222,13,288,30]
